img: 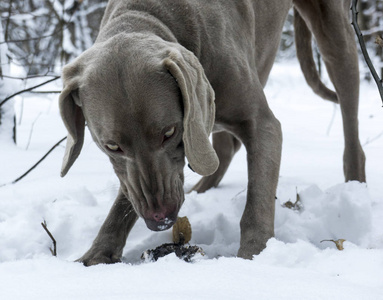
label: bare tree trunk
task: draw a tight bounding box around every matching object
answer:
[0,21,16,144]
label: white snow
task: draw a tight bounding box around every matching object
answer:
[0,60,382,299]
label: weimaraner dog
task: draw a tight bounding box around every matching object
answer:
[59,0,366,266]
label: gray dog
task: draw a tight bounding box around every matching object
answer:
[59,0,366,266]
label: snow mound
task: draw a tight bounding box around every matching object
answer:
[276,181,372,248]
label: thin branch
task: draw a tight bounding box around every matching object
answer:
[0,76,60,107]
[351,0,383,106]
[363,130,383,146]
[45,0,62,21]
[0,74,58,80]
[29,91,61,94]
[0,31,64,45]
[11,136,67,184]
[0,136,67,188]
[0,11,49,20]
[66,0,84,15]
[4,0,13,42]
[0,2,78,45]
[41,220,57,256]
[26,112,42,150]
[320,239,346,251]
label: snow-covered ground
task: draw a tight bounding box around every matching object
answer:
[0,60,382,299]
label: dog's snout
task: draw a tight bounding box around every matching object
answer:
[144,209,178,231]
[153,212,166,222]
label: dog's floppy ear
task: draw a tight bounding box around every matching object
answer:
[59,61,86,177]
[164,47,219,176]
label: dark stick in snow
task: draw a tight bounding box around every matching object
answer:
[41,220,57,257]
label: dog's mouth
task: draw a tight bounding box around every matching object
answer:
[121,174,184,232]
[144,216,177,231]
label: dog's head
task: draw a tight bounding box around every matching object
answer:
[59,34,219,231]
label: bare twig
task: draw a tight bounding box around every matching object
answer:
[0,136,67,187]
[320,239,346,250]
[231,188,247,200]
[66,0,84,15]
[0,31,65,45]
[351,0,383,106]
[363,130,383,146]
[0,0,79,46]
[29,91,61,94]
[26,112,42,150]
[41,220,57,256]
[0,76,60,107]
[44,0,62,21]
[12,136,67,184]
[4,0,13,42]
[282,187,302,210]
[0,74,58,80]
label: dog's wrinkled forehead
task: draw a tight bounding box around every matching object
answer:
[77,48,182,141]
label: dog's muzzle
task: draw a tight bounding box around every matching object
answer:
[144,211,178,231]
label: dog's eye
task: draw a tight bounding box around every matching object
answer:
[164,127,175,139]
[106,143,121,151]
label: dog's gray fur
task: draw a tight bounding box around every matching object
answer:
[59,0,366,266]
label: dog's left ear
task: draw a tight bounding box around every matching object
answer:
[59,60,86,177]
[164,47,219,176]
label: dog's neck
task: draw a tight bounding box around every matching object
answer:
[95,1,205,59]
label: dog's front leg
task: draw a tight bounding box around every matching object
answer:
[77,188,138,266]
[235,95,282,259]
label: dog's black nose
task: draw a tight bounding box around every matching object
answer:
[153,212,166,222]
[144,211,177,231]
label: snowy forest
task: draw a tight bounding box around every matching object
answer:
[0,0,107,142]
[1,1,383,299]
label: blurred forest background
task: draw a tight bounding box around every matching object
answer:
[1,0,383,144]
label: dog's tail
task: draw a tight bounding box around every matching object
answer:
[294,8,338,103]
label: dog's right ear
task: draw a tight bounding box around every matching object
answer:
[59,62,86,177]
[163,46,219,176]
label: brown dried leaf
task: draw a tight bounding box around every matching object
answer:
[320,239,346,250]
[283,188,302,211]
[172,216,192,245]
[375,35,383,48]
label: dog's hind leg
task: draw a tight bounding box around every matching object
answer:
[294,0,366,182]
[190,131,241,193]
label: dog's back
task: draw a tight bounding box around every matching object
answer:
[98,0,291,85]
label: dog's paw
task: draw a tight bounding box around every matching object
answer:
[237,247,256,260]
[190,175,220,194]
[237,238,266,260]
[76,249,122,267]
